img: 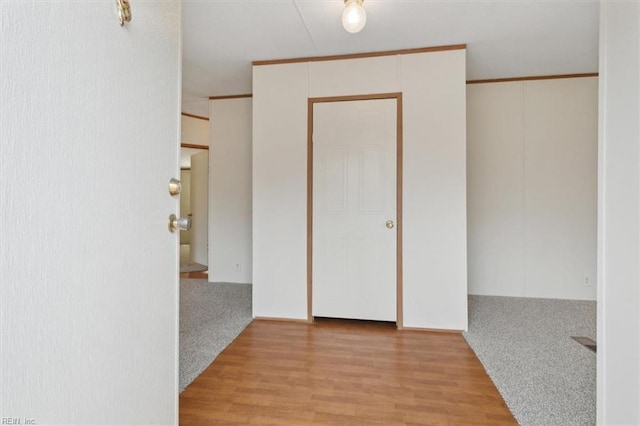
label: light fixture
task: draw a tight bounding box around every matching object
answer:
[342,0,366,34]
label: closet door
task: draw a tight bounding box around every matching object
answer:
[312,98,397,321]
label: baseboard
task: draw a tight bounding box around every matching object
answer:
[253,316,313,324]
[400,326,463,333]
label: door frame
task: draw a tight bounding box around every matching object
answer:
[307,92,404,328]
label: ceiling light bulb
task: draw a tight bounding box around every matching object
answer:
[342,0,366,34]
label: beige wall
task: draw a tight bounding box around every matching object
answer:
[467,77,598,300]
[209,98,253,283]
[190,151,209,266]
[253,49,468,330]
[181,114,209,146]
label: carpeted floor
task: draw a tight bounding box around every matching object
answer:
[180,261,208,273]
[179,244,208,273]
[463,295,596,426]
[179,279,252,392]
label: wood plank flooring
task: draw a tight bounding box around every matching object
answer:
[180,270,209,279]
[179,318,516,425]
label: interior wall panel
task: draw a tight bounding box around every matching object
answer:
[467,82,524,297]
[210,98,253,283]
[400,51,468,330]
[523,78,598,300]
[309,56,399,97]
[252,62,310,319]
[181,115,210,146]
[467,77,597,301]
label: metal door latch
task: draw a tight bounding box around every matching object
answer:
[169,214,191,233]
[168,178,182,196]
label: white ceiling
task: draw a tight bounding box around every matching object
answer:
[182,0,599,104]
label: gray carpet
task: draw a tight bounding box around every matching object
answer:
[180,261,208,273]
[463,295,596,426]
[179,279,252,392]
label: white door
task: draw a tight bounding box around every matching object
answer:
[312,99,397,322]
[191,151,209,266]
[1,2,180,424]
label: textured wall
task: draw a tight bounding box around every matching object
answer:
[0,2,181,424]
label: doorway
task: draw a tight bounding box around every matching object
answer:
[179,145,209,274]
[308,93,403,326]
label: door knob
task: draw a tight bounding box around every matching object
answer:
[168,214,191,233]
[168,178,182,196]
[386,220,394,229]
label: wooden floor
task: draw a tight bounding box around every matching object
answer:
[179,319,516,425]
[180,270,208,279]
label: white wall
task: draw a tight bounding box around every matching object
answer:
[598,1,640,424]
[209,98,253,283]
[467,82,524,297]
[253,49,468,330]
[467,77,598,300]
[181,114,209,146]
[0,2,180,424]
[401,52,468,329]
[253,62,310,320]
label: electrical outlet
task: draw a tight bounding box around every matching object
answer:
[235,263,241,272]
[583,276,590,286]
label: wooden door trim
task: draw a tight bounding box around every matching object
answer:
[181,112,209,121]
[181,143,209,150]
[307,92,404,329]
[466,72,598,85]
[254,44,466,66]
